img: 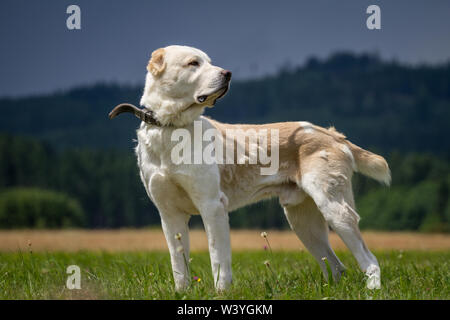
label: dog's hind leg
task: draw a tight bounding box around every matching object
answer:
[301,169,381,289]
[283,197,346,281]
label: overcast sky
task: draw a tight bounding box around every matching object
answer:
[1,0,449,97]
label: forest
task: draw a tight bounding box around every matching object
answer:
[0,52,449,231]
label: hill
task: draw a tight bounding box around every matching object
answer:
[0,52,449,154]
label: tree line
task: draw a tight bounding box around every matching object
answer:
[0,134,448,231]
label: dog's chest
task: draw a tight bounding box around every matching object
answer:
[135,120,221,215]
[136,123,175,175]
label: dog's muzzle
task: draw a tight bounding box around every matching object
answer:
[196,70,232,104]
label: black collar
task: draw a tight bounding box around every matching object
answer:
[108,103,164,126]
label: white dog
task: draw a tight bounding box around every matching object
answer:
[109,45,390,291]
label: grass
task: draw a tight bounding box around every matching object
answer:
[0,250,448,299]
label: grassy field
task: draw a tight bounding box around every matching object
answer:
[0,249,448,300]
[0,230,449,299]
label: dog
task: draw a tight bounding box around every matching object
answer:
[109,45,390,291]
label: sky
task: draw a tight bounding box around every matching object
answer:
[0,0,449,97]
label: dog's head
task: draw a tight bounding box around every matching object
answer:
[140,45,231,126]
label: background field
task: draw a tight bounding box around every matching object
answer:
[0,230,448,300]
[1,229,450,252]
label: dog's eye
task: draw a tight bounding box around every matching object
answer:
[187,60,199,67]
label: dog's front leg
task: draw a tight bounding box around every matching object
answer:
[198,198,232,291]
[174,166,232,291]
[149,174,191,291]
[160,211,191,291]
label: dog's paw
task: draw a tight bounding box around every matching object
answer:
[366,274,381,290]
[366,264,381,290]
[215,279,232,293]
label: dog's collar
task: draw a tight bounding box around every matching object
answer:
[108,103,165,127]
[136,108,163,126]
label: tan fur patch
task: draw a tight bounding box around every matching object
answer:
[147,48,166,76]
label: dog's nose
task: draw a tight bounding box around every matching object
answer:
[221,70,232,81]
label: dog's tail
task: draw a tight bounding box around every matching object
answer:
[346,141,391,186]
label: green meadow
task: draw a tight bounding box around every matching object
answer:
[0,250,448,300]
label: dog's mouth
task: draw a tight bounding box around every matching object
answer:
[196,84,229,105]
[212,85,229,104]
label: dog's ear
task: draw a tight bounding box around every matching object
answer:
[147,48,166,77]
